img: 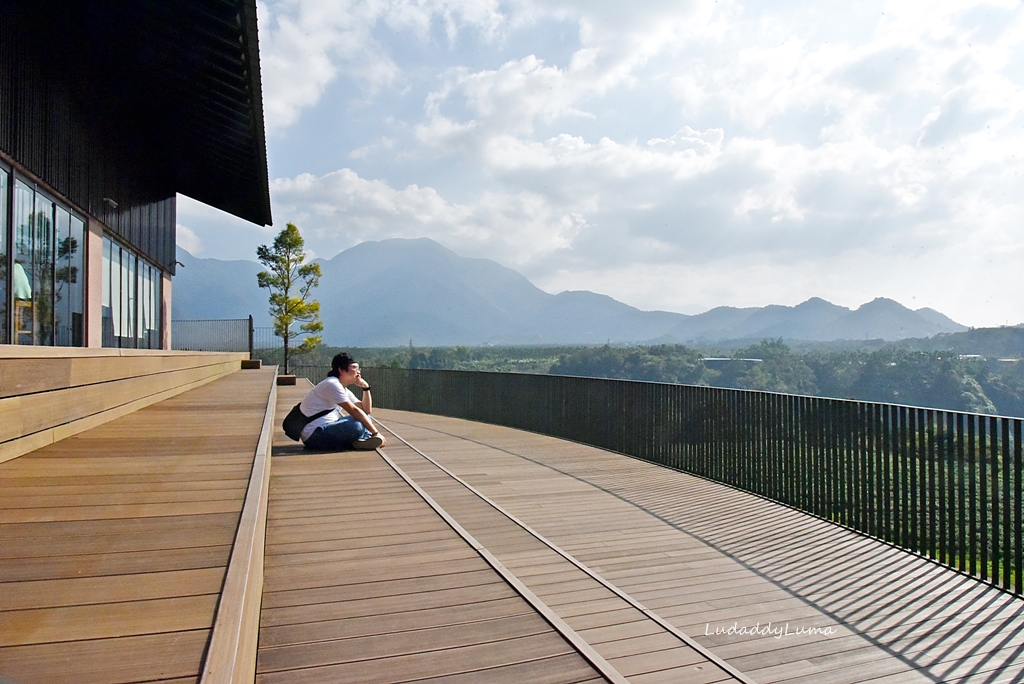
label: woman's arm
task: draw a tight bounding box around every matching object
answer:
[357,386,372,414]
[353,369,372,413]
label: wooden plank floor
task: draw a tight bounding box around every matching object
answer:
[257,385,610,684]
[381,437,742,684]
[0,368,275,684]
[375,409,1024,684]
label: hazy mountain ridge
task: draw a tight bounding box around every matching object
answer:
[174,238,968,346]
[173,249,270,326]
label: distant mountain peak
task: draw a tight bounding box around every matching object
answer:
[858,297,903,309]
[795,297,847,310]
[173,239,968,345]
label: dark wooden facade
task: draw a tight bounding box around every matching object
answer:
[0,0,272,274]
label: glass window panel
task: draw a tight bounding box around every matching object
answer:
[145,265,155,348]
[118,246,127,343]
[126,249,136,347]
[102,236,115,347]
[152,266,162,349]
[117,247,133,348]
[0,167,7,344]
[69,215,85,346]
[112,242,123,342]
[54,206,71,346]
[145,265,152,342]
[146,263,162,349]
[100,236,160,349]
[33,194,54,346]
[13,181,34,345]
[137,258,147,345]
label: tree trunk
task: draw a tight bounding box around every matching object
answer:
[283,331,290,375]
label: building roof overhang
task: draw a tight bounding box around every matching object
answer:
[19,0,273,227]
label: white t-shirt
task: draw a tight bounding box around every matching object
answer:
[298,376,360,442]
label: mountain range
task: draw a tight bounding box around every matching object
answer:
[173,238,968,347]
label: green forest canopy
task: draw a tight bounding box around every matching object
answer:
[256,327,1024,418]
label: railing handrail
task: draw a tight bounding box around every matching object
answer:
[173,317,251,323]
[172,317,254,357]
[288,364,1024,422]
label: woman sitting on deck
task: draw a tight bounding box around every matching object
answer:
[299,353,387,451]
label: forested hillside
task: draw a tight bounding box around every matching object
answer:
[549,339,1024,417]
[265,327,1024,417]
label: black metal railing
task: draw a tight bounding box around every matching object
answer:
[289,364,327,383]
[172,317,253,356]
[250,326,285,366]
[252,326,281,353]
[362,367,1024,596]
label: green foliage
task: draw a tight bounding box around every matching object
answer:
[269,344,575,379]
[547,340,1024,417]
[255,333,1024,417]
[256,223,322,374]
[55,235,79,289]
[804,349,1012,414]
[549,344,715,385]
[733,339,817,394]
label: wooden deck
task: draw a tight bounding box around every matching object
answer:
[4,372,1024,682]
[258,385,631,683]
[373,408,1024,684]
[0,368,275,683]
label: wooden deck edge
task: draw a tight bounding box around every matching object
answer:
[0,361,240,465]
[381,422,757,684]
[376,449,627,684]
[0,346,248,359]
[200,370,277,684]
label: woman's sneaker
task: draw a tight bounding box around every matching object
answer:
[353,435,384,450]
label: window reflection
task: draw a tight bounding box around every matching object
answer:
[14,180,34,345]
[6,178,87,346]
[102,236,112,346]
[101,235,162,348]
[55,207,84,346]
[34,194,55,346]
[0,168,7,343]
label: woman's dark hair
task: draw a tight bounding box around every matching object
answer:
[328,353,356,378]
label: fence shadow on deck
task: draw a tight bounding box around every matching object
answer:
[587,456,1024,682]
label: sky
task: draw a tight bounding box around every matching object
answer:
[176,0,1024,328]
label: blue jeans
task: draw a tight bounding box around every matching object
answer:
[303,417,372,451]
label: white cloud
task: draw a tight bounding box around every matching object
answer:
[175,224,203,255]
[257,0,398,133]
[422,53,597,140]
[236,0,1024,327]
[271,168,584,264]
[258,0,511,134]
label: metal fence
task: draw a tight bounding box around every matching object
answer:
[249,326,284,365]
[362,367,1024,596]
[252,326,281,352]
[289,364,328,382]
[172,317,252,355]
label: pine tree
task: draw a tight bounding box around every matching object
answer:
[256,223,322,374]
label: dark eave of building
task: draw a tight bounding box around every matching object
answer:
[18,0,273,227]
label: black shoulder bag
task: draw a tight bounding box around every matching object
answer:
[282,403,333,441]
